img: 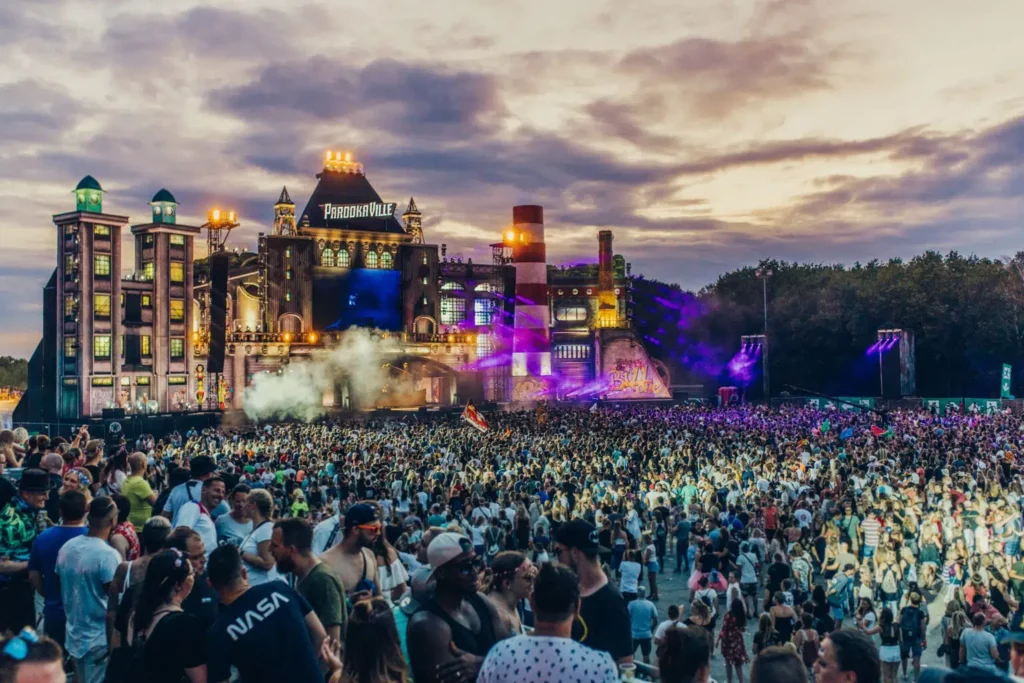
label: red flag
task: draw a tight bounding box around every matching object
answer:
[870,425,885,437]
[462,402,490,433]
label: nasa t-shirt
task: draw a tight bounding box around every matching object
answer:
[207,582,322,683]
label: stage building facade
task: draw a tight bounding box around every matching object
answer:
[16,153,669,421]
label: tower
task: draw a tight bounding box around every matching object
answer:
[274,186,296,235]
[597,230,617,327]
[402,197,423,244]
[509,205,552,390]
[150,189,177,224]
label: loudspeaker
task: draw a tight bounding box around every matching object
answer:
[208,250,230,373]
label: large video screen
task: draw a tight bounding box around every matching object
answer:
[313,268,401,331]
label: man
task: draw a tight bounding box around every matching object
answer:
[311,504,342,556]
[161,454,225,523]
[861,510,881,560]
[270,517,347,642]
[654,604,683,647]
[39,453,65,525]
[55,496,121,683]
[121,452,157,530]
[960,611,1000,672]
[0,630,66,683]
[674,512,691,573]
[28,489,88,647]
[555,519,633,665]
[814,629,881,683]
[0,469,51,634]
[206,544,337,683]
[174,476,225,559]
[828,563,856,624]
[320,503,381,597]
[164,527,219,629]
[766,552,791,610]
[407,532,511,683]
[899,591,928,680]
[628,585,659,664]
[1003,606,1024,681]
[478,563,618,683]
[215,483,253,547]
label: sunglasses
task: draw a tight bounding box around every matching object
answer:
[453,557,484,576]
[357,523,382,532]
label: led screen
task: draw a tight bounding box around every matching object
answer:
[313,268,401,331]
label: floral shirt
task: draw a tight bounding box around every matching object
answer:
[0,499,44,567]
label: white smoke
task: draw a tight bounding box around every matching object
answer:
[242,328,407,422]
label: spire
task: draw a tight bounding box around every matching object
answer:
[405,196,418,214]
[273,186,296,236]
[276,186,293,206]
[402,197,423,244]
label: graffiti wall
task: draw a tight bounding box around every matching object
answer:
[601,338,670,399]
[512,376,553,402]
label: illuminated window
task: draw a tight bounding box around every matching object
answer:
[474,283,495,293]
[94,225,110,237]
[170,235,185,246]
[555,306,587,322]
[422,255,428,265]
[94,294,111,319]
[170,262,184,283]
[422,277,428,285]
[142,294,151,307]
[337,249,350,268]
[440,296,465,325]
[64,295,76,318]
[555,344,591,360]
[65,254,75,273]
[365,251,379,269]
[120,293,124,306]
[381,252,393,269]
[285,247,292,258]
[476,334,494,357]
[441,281,464,291]
[141,335,151,356]
[144,234,154,246]
[170,338,184,359]
[64,337,77,358]
[286,270,293,280]
[170,299,185,322]
[474,299,495,326]
[285,292,292,302]
[94,335,111,359]
[143,262,154,281]
[321,248,335,267]
[95,254,111,277]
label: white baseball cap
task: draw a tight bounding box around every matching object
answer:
[426,533,474,581]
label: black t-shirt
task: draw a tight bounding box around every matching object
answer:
[207,582,320,683]
[767,562,792,593]
[0,476,16,510]
[184,573,220,632]
[22,452,42,470]
[572,582,632,662]
[142,611,207,683]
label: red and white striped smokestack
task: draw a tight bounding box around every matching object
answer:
[511,205,551,378]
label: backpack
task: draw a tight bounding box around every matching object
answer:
[699,589,715,609]
[881,565,899,594]
[827,575,848,607]
[800,631,819,667]
[899,606,922,642]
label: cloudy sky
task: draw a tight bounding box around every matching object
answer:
[2,0,1023,357]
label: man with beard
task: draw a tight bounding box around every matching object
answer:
[554,519,633,665]
[270,517,346,642]
[407,532,510,683]
[320,503,381,601]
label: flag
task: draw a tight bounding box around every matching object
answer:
[840,427,854,440]
[820,419,831,433]
[462,402,490,433]
[590,402,599,413]
[870,425,885,437]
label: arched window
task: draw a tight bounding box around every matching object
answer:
[365,250,379,269]
[474,282,495,293]
[441,281,464,291]
[381,252,393,269]
[337,249,350,268]
[321,248,335,267]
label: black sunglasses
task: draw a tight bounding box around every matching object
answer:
[453,557,484,576]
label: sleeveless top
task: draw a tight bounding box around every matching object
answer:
[425,593,498,657]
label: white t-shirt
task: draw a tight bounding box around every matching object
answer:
[620,561,642,594]
[175,502,218,560]
[737,552,758,583]
[240,522,281,585]
[654,619,682,642]
[478,635,618,683]
[378,557,410,601]
[56,536,121,658]
[312,515,342,556]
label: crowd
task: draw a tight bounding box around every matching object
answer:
[2,403,1024,683]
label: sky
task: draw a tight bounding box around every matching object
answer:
[2,0,1023,358]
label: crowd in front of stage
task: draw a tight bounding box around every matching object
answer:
[3,404,1024,683]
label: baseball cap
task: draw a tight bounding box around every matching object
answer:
[554,519,606,554]
[343,503,378,530]
[425,532,474,581]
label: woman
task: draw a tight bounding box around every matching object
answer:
[682,600,714,651]
[61,467,94,503]
[619,549,643,603]
[944,610,968,670]
[642,532,660,600]
[855,597,877,635]
[124,549,206,683]
[240,489,280,585]
[373,532,409,605]
[611,520,628,572]
[485,551,536,635]
[689,541,728,593]
[110,494,141,561]
[334,598,408,683]
[752,613,779,655]
[716,597,748,683]
[693,576,719,629]
[768,590,796,644]
[102,451,128,495]
[792,612,820,675]
[870,607,901,683]
[514,505,531,552]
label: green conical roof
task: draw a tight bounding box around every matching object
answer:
[75,175,103,192]
[151,188,177,203]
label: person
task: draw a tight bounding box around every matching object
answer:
[943,610,968,670]
[215,483,253,547]
[693,576,719,628]
[898,592,927,680]
[173,476,225,560]
[485,551,536,635]
[374,530,411,604]
[55,496,122,683]
[163,527,219,630]
[960,611,1000,672]
[792,612,820,675]
[620,549,642,602]
[121,452,157,531]
[0,628,66,683]
[28,489,88,647]
[750,646,809,683]
[828,563,856,624]
[675,512,692,573]
[657,625,711,683]
[206,544,337,683]
[407,532,510,683]
[814,629,881,683]
[0,469,51,634]
[336,597,408,683]
[478,563,618,683]
[320,503,382,599]
[239,489,281,585]
[717,597,748,683]
[753,613,779,655]
[109,494,141,561]
[107,516,172,650]
[39,453,66,525]
[1003,606,1024,680]
[628,585,659,664]
[270,517,348,642]
[655,604,683,647]
[161,455,221,524]
[770,590,797,644]
[312,505,343,557]
[123,549,207,683]
[737,542,760,617]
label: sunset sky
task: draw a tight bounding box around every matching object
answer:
[2,0,1023,357]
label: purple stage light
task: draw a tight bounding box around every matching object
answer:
[865,341,879,355]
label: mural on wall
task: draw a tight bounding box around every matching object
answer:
[512,376,553,402]
[602,339,670,399]
[89,387,114,414]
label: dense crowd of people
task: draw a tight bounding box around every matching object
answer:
[3,403,1024,682]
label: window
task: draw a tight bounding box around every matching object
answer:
[167,376,187,385]
[144,234,154,246]
[94,294,111,319]
[170,338,184,359]
[321,248,335,267]
[286,270,293,280]
[95,254,111,277]
[476,334,494,357]
[285,247,292,258]
[441,281,464,291]
[170,262,184,283]
[120,335,124,357]
[64,337,77,358]
[285,292,292,302]
[143,262,154,281]
[65,254,76,273]
[141,335,151,357]
[474,283,495,293]
[142,294,151,307]
[170,299,185,322]
[120,292,124,305]
[422,277,428,285]
[92,376,114,387]
[365,251,379,269]
[474,299,495,326]
[422,255,428,265]
[94,335,111,359]
[170,234,185,246]
[337,249,350,268]
[381,252,393,269]
[94,225,110,237]
[136,376,150,385]
[64,295,76,318]
[555,344,591,360]
[555,306,588,322]
[440,296,465,325]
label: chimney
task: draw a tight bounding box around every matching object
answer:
[598,230,613,292]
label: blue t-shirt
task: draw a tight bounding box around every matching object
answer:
[628,599,659,639]
[27,525,87,621]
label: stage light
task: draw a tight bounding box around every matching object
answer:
[283,333,292,343]
[308,332,318,344]
[211,209,220,221]
[344,152,351,162]
[506,230,515,243]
